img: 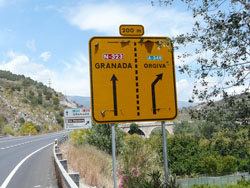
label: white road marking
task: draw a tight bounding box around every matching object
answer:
[0,140,34,150]
[0,142,53,188]
[0,133,66,150]
[0,131,67,143]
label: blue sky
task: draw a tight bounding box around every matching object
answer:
[0,0,198,101]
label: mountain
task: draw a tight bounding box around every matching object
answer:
[67,96,91,108]
[178,101,198,108]
[67,96,197,109]
[0,70,77,135]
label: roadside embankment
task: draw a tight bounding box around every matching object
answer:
[60,142,113,188]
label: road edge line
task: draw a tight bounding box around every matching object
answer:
[0,142,53,188]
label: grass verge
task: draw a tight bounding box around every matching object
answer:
[60,142,113,188]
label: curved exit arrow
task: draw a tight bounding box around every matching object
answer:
[111,74,118,116]
[151,73,163,114]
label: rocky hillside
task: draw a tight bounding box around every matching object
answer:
[0,70,77,135]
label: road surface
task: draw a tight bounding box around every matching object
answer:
[0,131,67,188]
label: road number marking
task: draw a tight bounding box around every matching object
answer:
[103,53,124,60]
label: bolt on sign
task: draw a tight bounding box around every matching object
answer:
[89,25,178,123]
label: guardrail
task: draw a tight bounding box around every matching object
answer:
[53,136,80,188]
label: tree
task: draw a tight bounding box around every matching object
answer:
[86,124,126,154]
[157,0,249,100]
[154,0,250,127]
[167,135,207,175]
[52,96,59,105]
[128,123,145,136]
[173,121,199,136]
[37,91,43,104]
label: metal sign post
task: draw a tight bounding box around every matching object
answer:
[162,121,169,185]
[111,124,117,188]
[89,25,177,188]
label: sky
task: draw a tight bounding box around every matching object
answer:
[0,0,198,101]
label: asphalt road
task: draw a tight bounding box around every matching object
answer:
[0,131,68,188]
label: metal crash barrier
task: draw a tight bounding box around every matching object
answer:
[53,136,80,188]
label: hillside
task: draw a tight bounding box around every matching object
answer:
[0,70,77,135]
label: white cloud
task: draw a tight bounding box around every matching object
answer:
[177,79,189,91]
[0,51,90,96]
[54,54,90,96]
[226,86,248,95]
[176,79,193,101]
[26,39,36,52]
[65,2,193,37]
[0,51,52,82]
[40,51,51,62]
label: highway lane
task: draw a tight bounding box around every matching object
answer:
[0,131,68,188]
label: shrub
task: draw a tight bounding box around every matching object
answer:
[0,114,8,133]
[22,98,29,103]
[167,135,207,176]
[18,117,25,125]
[2,126,15,136]
[118,134,161,188]
[18,122,37,135]
[34,125,41,132]
[70,129,90,146]
[52,96,59,105]
[128,123,145,136]
[55,113,63,127]
[86,124,126,154]
[198,155,237,175]
[117,169,178,188]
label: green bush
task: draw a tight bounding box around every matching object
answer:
[52,96,59,105]
[0,114,8,133]
[55,113,63,127]
[22,98,29,103]
[167,135,208,176]
[117,169,167,188]
[18,122,37,135]
[70,130,90,146]
[117,134,163,188]
[45,92,52,100]
[18,117,25,125]
[34,125,41,132]
[3,126,15,136]
[86,123,126,154]
[120,134,159,175]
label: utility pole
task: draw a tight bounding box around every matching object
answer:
[48,78,51,88]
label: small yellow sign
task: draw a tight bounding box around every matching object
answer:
[89,36,177,123]
[119,25,144,36]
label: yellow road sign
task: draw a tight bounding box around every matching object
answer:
[89,36,178,123]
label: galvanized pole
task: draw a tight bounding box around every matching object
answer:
[162,121,169,185]
[111,124,117,188]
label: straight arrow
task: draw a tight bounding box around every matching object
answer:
[151,73,163,114]
[111,74,118,116]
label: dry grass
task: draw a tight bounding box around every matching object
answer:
[60,143,114,188]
